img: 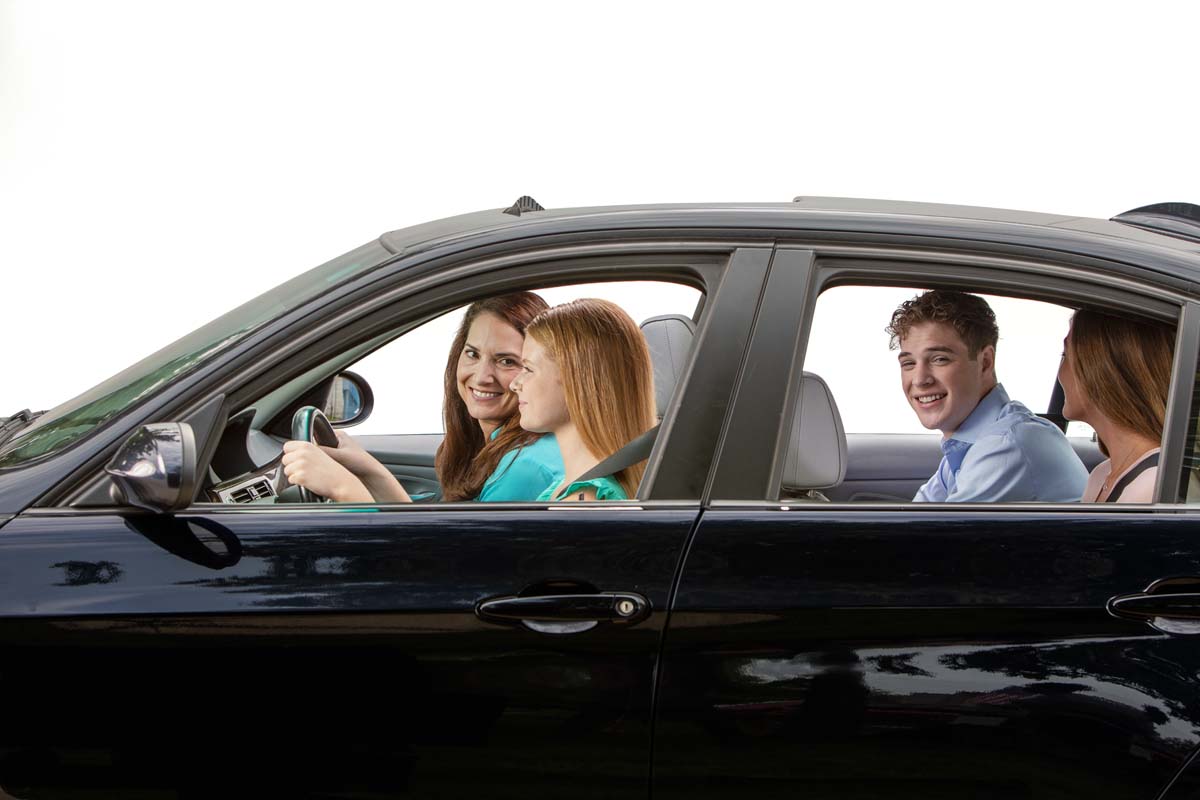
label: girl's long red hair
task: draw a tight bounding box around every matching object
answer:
[526,299,656,497]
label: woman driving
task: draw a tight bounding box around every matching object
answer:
[510,298,657,502]
[282,292,564,502]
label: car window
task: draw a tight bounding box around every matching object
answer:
[789,284,1115,505]
[198,274,709,507]
[345,281,702,436]
[804,286,1077,435]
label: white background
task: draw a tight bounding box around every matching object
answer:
[3,1,1197,431]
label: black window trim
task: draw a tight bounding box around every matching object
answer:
[1164,301,1200,503]
[714,244,1194,506]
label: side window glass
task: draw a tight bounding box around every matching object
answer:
[345,281,701,436]
[793,286,1086,504]
[803,286,1073,435]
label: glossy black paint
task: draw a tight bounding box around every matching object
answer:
[0,506,698,797]
[654,509,1200,798]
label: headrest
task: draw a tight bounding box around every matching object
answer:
[640,314,695,419]
[782,372,847,491]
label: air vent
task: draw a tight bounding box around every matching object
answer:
[229,479,274,504]
[503,195,545,216]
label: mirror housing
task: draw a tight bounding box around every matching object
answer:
[105,422,198,512]
[324,370,374,427]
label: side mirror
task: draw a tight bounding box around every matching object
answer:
[323,370,374,427]
[105,422,198,512]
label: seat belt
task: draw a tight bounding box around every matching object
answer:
[577,425,660,482]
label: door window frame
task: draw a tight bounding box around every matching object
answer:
[709,243,1198,509]
[54,243,776,511]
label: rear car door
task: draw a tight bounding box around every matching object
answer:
[654,247,1200,798]
[0,245,771,798]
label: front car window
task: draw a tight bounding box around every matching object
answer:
[342,281,702,436]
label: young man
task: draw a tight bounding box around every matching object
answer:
[888,290,1087,503]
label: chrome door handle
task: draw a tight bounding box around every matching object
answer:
[1107,576,1200,635]
[476,592,651,632]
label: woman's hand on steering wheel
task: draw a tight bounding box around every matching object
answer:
[285,406,372,502]
[321,430,381,478]
[314,429,414,504]
[281,440,373,503]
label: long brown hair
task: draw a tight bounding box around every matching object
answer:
[526,298,656,497]
[1068,309,1175,444]
[436,292,549,501]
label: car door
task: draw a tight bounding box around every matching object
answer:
[0,246,771,798]
[653,247,1200,799]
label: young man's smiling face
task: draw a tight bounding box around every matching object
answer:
[898,321,996,438]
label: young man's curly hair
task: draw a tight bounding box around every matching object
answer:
[886,290,999,357]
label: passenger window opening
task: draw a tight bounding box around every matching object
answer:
[347,281,701,436]
[202,275,706,508]
[789,284,1176,506]
[804,286,1074,436]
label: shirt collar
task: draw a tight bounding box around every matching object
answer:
[946,383,1008,445]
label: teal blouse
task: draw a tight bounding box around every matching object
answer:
[536,475,628,502]
[476,431,564,502]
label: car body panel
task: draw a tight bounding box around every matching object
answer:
[0,506,699,796]
[654,508,1200,798]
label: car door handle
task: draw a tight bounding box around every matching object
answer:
[1107,577,1200,634]
[1108,593,1200,619]
[476,592,651,627]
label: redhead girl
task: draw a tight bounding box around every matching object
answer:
[282,292,564,502]
[510,298,657,501]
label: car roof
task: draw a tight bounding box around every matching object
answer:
[379,197,1200,286]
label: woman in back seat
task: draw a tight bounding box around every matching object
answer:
[1058,310,1175,503]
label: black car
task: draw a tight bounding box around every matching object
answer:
[3,197,1200,798]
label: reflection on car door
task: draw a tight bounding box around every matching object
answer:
[0,506,695,797]
[656,508,1200,798]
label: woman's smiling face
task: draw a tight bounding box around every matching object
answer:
[455,312,525,431]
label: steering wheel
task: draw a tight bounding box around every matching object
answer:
[290,406,340,503]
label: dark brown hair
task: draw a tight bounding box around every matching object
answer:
[1068,310,1174,443]
[435,292,550,501]
[886,289,999,357]
[526,299,656,498]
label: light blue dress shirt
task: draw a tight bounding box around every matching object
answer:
[476,430,564,502]
[914,384,1088,503]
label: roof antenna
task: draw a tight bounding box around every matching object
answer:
[503,196,545,216]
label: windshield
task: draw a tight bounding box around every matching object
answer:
[0,240,392,469]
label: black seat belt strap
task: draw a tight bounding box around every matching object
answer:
[578,425,661,482]
[1106,452,1160,503]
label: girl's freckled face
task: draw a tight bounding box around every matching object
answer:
[510,336,570,433]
